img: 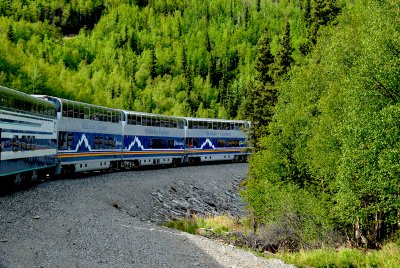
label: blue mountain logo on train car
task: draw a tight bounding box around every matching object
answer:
[75,134,91,152]
[127,136,145,151]
[199,139,216,149]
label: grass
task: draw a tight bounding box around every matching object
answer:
[162,214,247,235]
[277,243,400,268]
[163,215,400,268]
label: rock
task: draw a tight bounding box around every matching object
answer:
[33,216,41,220]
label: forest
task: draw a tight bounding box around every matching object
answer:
[1,0,400,258]
[0,0,309,118]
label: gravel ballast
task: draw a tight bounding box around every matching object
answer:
[0,163,294,268]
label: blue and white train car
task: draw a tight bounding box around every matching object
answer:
[0,86,57,184]
[123,111,185,167]
[184,118,250,164]
[42,97,124,174]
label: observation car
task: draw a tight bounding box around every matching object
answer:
[123,111,185,167]
[0,86,57,184]
[40,96,124,174]
[184,117,250,164]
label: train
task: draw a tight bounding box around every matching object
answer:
[0,85,251,186]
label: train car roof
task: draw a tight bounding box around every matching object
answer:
[183,116,249,124]
[123,110,184,120]
[2,87,55,108]
[42,96,122,112]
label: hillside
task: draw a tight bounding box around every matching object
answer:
[0,0,308,118]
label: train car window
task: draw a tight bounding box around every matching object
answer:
[137,115,142,125]
[212,122,217,130]
[58,132,67,149]
[30,136,35,150]
[21,136,26,151]
[96,108,102,121]
[84,106,90,119]
[99,109,105,121]
[67,103,73,118]
[222,122,227,130]
[217,139,226,147]
[228,140,238,147]
[62,103,68,117]
[142,116,148,126]
[161,118,167,128]
[97,136,103,149]
[207,122,212,129]
[193,138,198,148]
[97,109,102,121]
[12,136,19,152]
[110,137,115,148]
[150,139,166,149]
[178,120,183,129]
[168,140,174,148]
[67,133,73,149]
[108,111,112,122]
[73,104,79,118]
[132,114,137,125]
[91,108,96,120]
[189,121,193,129]
[230,123,234,130]
[94,136,99,149]
[80,104,85,119]
[26,136,31,150]
[104,136,109,148]
[103,109,107,122]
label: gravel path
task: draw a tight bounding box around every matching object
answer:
[0,163,294,268]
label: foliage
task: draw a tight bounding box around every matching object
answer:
[242,0,400,250]
[0,0,308,118]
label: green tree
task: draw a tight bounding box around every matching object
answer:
[240,30,276,147]
[271,20,293,81]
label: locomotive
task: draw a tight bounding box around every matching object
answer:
[0,85,251,185]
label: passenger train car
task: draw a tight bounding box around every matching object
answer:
[0,86,251,186]
[123,111,185,167]
[42,96,124,174]
[184,118,249,164]
[0,86,57,184]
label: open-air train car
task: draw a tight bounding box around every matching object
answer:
[0,86,57,184]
